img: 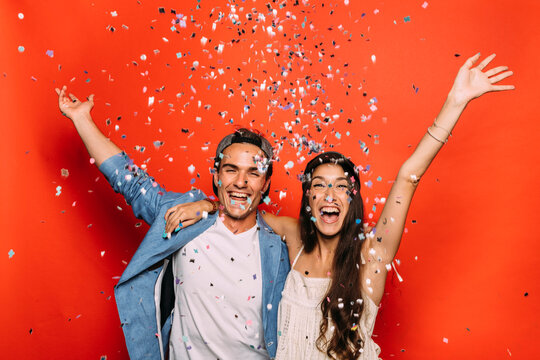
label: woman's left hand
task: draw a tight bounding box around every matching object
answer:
[449,53,514,106]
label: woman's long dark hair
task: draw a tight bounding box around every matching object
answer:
[299,152,365,359]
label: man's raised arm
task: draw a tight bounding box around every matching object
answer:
[56,85,170,225]
[56,85,121,166]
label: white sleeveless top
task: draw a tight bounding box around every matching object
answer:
[275,247,381,360]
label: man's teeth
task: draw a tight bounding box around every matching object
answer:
[230,192,248,199]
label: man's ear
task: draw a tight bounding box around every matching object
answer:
[213,170,219,188]
[262,179,271,194]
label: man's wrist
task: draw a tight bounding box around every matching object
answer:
[70,112,93,123]
[203,198,219,214]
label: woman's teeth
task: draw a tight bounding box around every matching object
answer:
[319,207,340,223]
[320,207,339,214]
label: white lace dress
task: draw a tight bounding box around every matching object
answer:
[275,248,381,360]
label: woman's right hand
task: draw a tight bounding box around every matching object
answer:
[163,200,216,237]
[55,85,94,121]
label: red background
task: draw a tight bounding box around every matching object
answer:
[1,0,538,358]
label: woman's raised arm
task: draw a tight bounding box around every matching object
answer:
[362,53,514,304]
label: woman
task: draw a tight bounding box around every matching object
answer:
[164,53,514,359]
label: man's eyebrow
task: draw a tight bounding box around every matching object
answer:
[222,163,260,172]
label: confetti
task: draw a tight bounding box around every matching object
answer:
[8,249,15,259]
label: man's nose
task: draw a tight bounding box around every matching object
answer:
[234,171,248,187]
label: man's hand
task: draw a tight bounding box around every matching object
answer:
[55,86,121,167]
[56,85,94,121]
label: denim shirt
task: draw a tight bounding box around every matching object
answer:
[100,153,290,359]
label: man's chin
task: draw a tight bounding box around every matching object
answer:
[222,207,254,221]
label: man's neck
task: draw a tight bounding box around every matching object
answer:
[220,210,258,234]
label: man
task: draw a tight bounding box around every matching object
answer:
[56,86,290,359]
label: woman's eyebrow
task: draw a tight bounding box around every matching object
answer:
[312,176,348,181]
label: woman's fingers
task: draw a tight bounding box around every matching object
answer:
[166,214,180,233]
[484,66,508,78]
[492,84,516,91]
[164,207,177,221]
[476,53,496,71]
[167,211,186,233]
[489,70,514,84]
[180,219,196,228]
[462,53,482,69]
[163,202,210,236]
[165,221,176,235]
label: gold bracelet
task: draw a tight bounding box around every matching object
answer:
[203,198,219,214]
[426,127,447,144]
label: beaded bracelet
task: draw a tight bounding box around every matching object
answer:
[203,198,219,214]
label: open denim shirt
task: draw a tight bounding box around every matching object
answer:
[100,153,290,359]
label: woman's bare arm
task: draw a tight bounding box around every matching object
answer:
[164,202,303,261]
[362,53,514,305]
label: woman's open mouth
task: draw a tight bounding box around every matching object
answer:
[319,206,340,224]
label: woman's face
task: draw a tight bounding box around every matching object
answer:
[308,163,352,240]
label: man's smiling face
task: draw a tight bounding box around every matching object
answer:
[214,143,270,224]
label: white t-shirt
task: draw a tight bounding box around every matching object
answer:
[169,216,268,359]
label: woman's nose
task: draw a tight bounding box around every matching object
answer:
[324,184,336,196]
[323,188,335,202]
